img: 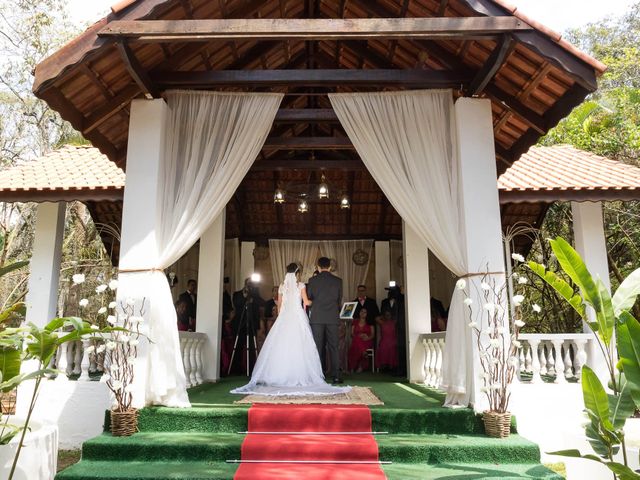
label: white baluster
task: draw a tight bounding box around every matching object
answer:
[524,344,532,375]
[79,338,91,381]
[421,339,430,385]
[181,336,191,388]
[538,342,548,378]
[564,343,574,380]
[435,339,444,386]
[573,339,588,382]
[529,339,541,383]
[551,339,566,383]
[189,337,198,386]
[429,340,438,387]
[57,343,69,381]
[194,337,204,385]
[73,340,82,375]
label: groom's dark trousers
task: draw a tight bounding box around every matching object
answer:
[306,271,343,380]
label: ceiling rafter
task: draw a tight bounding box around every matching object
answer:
[115,40,159,99]
[466,34,515,96]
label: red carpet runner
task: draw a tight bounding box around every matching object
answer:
[234,404,387,480]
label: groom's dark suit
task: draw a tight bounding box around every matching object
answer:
[306,271,342,381]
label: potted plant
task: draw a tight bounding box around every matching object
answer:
[530,237,640,479]
[459,254,528,438]
[99,296,143,437]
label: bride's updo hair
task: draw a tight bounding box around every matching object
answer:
[286,263,300,274]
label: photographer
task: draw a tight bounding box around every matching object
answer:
[230,277,265,374]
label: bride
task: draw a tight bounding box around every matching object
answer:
[231,263,351,396]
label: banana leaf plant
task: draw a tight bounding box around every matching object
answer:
[529,237,640,479]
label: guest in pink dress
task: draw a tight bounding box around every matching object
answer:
[376,310,398,370]
[349,308,374,372]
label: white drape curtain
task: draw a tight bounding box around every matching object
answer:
[319,239,373,301]
[135,91,282,406]
[225,238,241,292]
[269,239,320,284]
[330,90,472,407]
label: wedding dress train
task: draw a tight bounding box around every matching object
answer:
[231,273,351,396]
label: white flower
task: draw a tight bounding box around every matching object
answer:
[468,321,478,328]
[79,298,89,308]
[98,307,107,315]
[532,304,542,313]
[489,338,501,348]
[512,340,522,348]
[508,356,519,367]
[90,324,100,330]
[72,273,86,285]
[514,319,526,328]
[480,387,489,393]
[512,294,525,306]
[97,345,106,354]
[479,372,490,380]
[518,277,528,285]
[490,384,501,391]
[496,326,507,335]
[120,334,130,343]
[129,316,144,325]
[108,279,119,291]
[95,284,108,294]
[127,356,136,365]
[106,315,117,325]
[463,298,473,306]
[110,364,119,374]
[491,357,500,365]
[99,374,110,383]
[112,380,123,391]
[129,339,139,347]
[483,327,493,335]
[85,345,95,354]
[483,303,496,314]
[124,384,135,394]
[106,341,117,351]
[456,279,466,290]
[126,298,136,306]
[480,282,491,291]
[109,301,117,309]
[511,253,525,263]
[512,272,519,280]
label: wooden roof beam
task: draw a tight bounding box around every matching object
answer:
[466,34,514,96]
[263,137,353,150]
[115,40,159,99]
[252,158,364,171]
[98,17,532,42]
[151,69,470,88]
[274,108,338,123]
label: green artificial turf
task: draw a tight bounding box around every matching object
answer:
[56,460,238,480]
[383,462,564,479]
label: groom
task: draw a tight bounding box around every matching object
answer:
[306,257,343,384]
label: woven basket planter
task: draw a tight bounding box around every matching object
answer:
[483,411,512,438]
[0,389,17,415]
[110,408,138,437]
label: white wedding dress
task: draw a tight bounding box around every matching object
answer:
[230,273,351,396]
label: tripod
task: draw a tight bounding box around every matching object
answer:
[227,297,259,377]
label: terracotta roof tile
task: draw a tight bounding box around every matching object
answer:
[0,145,124,194]
[498,145,640,193]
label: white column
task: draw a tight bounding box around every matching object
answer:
[196,212,225,381]
[25,202,65,327]
[455,97,507,411]
[117,98,166,407]
[403,222,431,382]
[240,241,255,283]
[571,200,611,378]
[375,241,391,305]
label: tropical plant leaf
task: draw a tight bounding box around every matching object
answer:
[608,381,636,429]
[547,450,640,480]
[0,347,21,392]
[549,237,602,312]
[595,278,616,348]
[25,325,59,366]
[528,261,586,318]
[0,302,26,327]
[0,260,29,279]
[582,366,615,431]
[618,314,640,408]
[613,267,640,316]
[585,416,617,458]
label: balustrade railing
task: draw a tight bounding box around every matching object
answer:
[421,332,446,388]
[49,331,208,388]
[419,332,595,387]
[517,333,593,384]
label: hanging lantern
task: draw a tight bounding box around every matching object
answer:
[340,195,350,209]
[298,199,309,213]
[274,188,285,204]
[318,175,329,199]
